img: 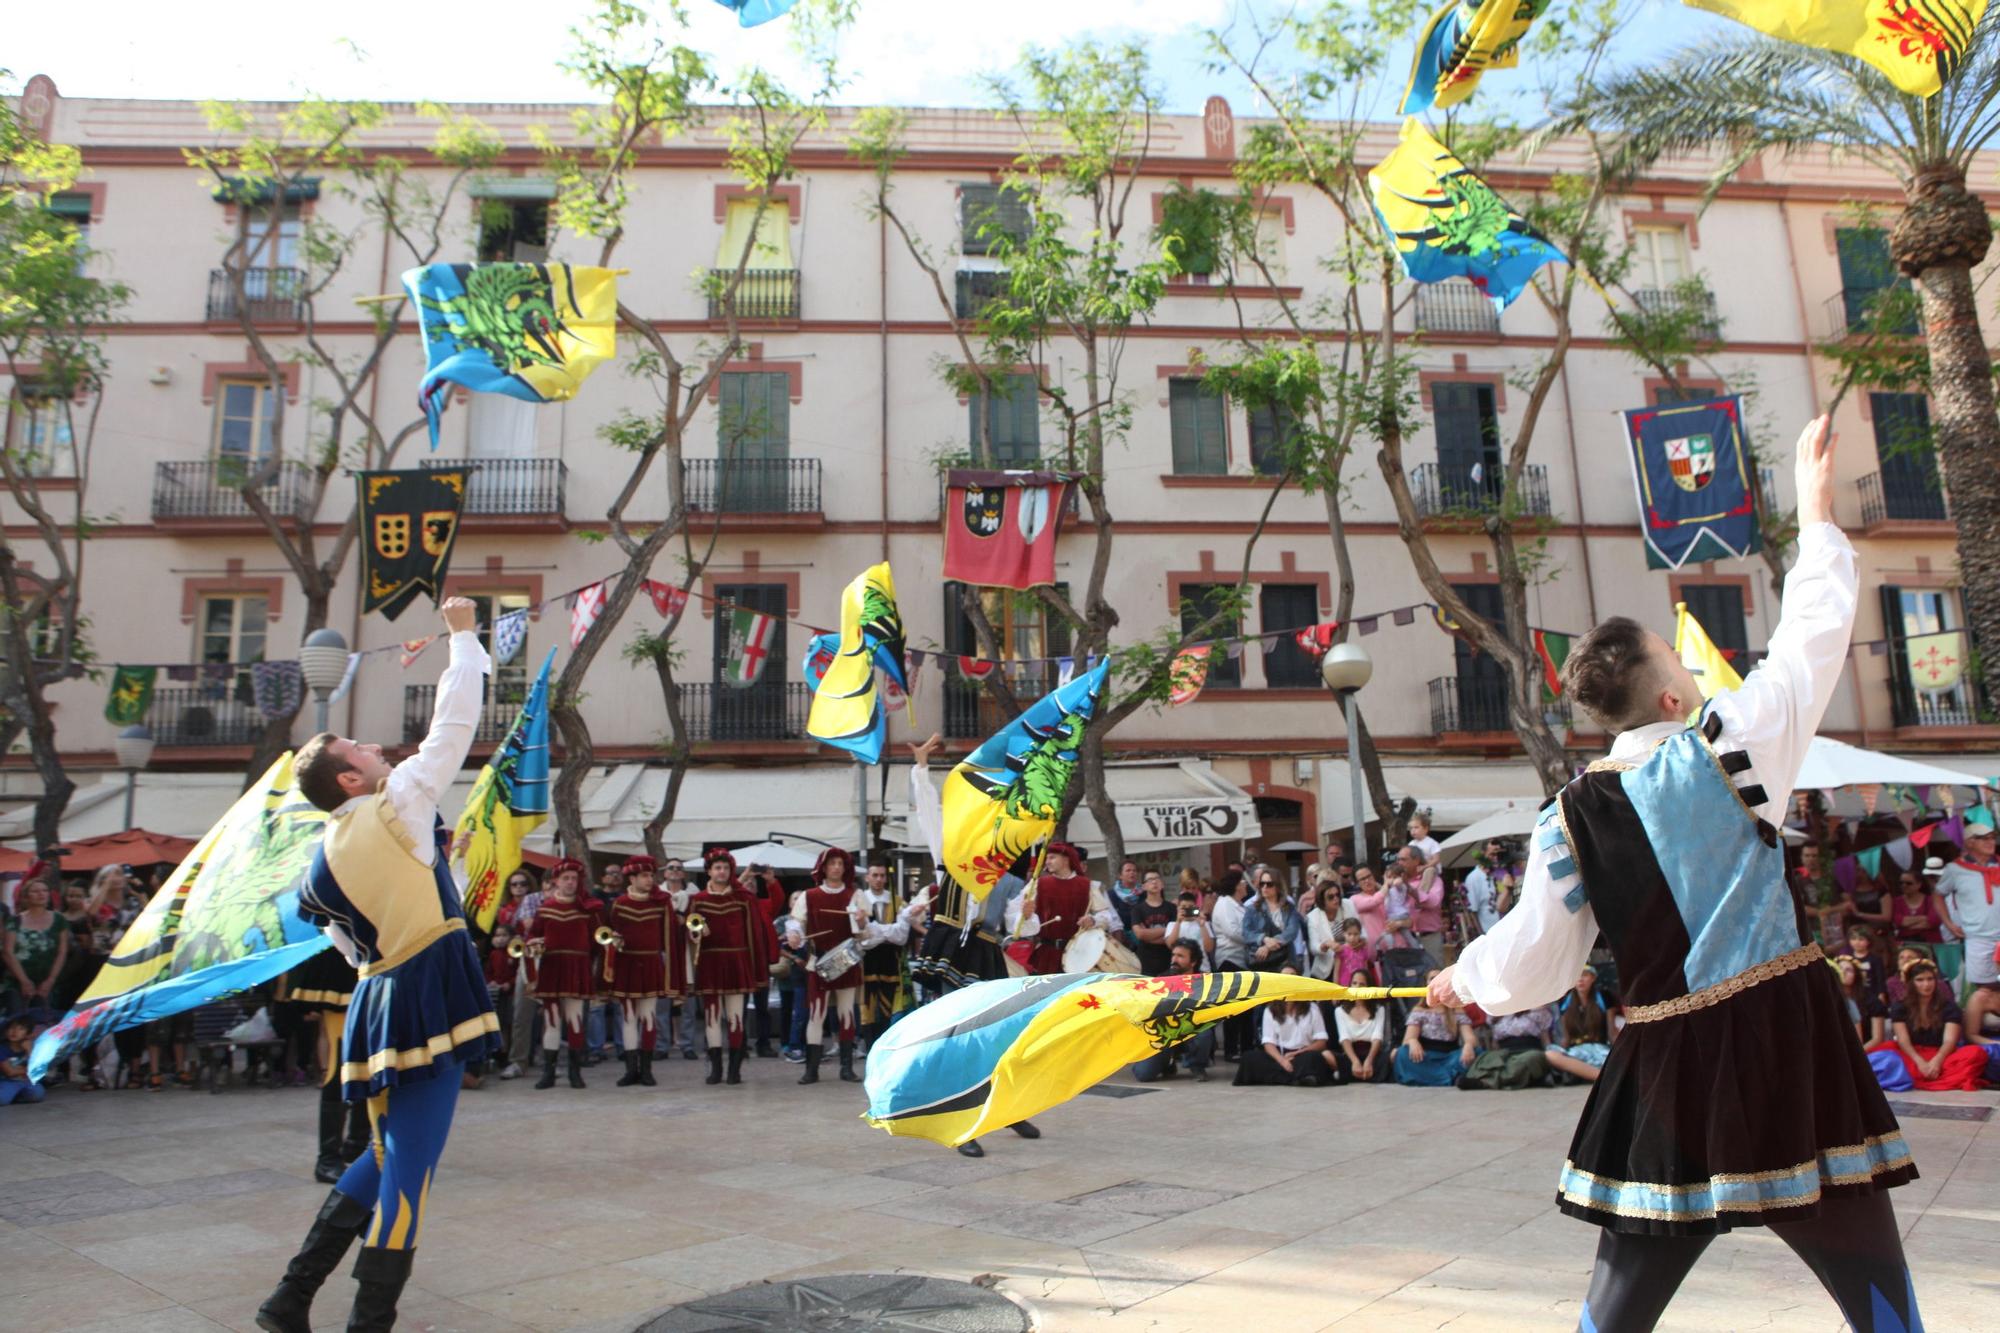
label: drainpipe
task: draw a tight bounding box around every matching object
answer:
[878,204,891,563]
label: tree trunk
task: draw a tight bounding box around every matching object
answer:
[642,646,692,863]
[551,704,595,862]
[1075,719,1121,872]
[0,549,73,854]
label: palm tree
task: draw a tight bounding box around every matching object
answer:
[1576,26,2000,706]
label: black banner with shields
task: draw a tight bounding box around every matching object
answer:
[358,468,469,620]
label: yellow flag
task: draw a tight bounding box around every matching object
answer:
[1685,0,1986,97]
[1676,601,1743,699]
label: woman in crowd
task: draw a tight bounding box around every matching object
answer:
[1458,1003,1557,1089]
[1393,968,1477,1086]
[1544,966,1615,1084]
[53,884,106,1089]
[1241,866,1303,972]
[1333,994,1389,1083]
[1235,970,1333,1087]
[1890,867,1950,947]
[1868,957,1986,1092]
[1349,863,1388,949]
[1835,957,1887,1047]
[1304,881,1344,982]
[494,865,542,1079]
[3,876,67,1023]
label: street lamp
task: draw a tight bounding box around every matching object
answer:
[1320,643,1374,869]
[113,725,155,831]
[299,627,351,734]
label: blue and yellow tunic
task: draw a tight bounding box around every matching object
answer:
[299,787,501,1101]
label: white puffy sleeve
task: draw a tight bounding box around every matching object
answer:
[1452,799,1599,1015]
[387,630,491,865]
[910,763,945,865]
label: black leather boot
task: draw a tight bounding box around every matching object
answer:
[754,1037,777,1058]
[616,1052,641,1087]
[534,1052,557,1090]
[637,1050,657,1086]
[837,1041,860,1083]
[705,1048,724,1085]
[798,1045,822,1085]
[255,1188,371,1333]
[345,1246,415,1332]
[566,1048,586,1089]
[314,1080,346,1184]
[725,1047,745,1084]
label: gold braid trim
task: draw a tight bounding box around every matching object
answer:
[1623,941,1825,1024]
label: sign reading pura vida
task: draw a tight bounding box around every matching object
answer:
[1134,801,1243,841]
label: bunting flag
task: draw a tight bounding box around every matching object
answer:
[492,611,528,667]
[1167,646,1212,707]
[1905,630,1965,695]
[455,649,555,933]
[646,579,690,619]
[399,637,436,669]
[941,660,1110,901]
[806,563,908,766]
[713,0,799,26]
[1856,846,1885,878]
[105,665,157,726]
[403,263,619,449]
[1676,602,1745,700]
[1684,0,1984,98]
[722,607,778,688]
[942,470,1074,591]
[1368,118,1566,311]
[28,754,332,1080]
[570,581,607,649]
[1534,629,1572,698]
[1860,783,1883,817]
[1400,0,1551,115]
[1055,657,1076,688]
[1293,622,1340,656]
[357,468,470,620]
[958,656,997,682]
[863,972,1424,1147]
[249,660,304,722]
[1622,394,1761,570]
[882,671,908,713]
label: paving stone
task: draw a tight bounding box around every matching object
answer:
[1062,1180,1236,1217]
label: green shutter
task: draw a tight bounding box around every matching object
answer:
[1170,380,1226,476]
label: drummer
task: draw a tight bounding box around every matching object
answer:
[793,847,866,1087]
[1009,842,1121,976]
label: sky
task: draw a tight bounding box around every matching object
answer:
[6,0,1726,117]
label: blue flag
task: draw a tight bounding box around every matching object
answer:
[714,0,797,25]
[1622,394,1762,570]
[456,648,555,932]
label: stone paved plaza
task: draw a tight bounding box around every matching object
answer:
[0,1065,1993,1331]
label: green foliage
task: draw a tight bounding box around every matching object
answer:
[622,628,686,669]
[1154,184,1232,278]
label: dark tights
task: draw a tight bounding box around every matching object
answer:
[1579,1189,1921,1332]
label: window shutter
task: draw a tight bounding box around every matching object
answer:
[961,184,1000,255]
[1880,583,1915,726]
[1259,585,1319,688]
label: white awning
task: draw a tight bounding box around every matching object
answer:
[565,763,870,859]
[1318,759,1547,835]
[1795,737,1991,792]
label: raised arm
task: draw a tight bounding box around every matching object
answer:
[387,599,491,846]
[908,733,945,867]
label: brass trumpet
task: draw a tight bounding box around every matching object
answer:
[595,925,623,983]
[507,938,527,959]
[684,911,710,971]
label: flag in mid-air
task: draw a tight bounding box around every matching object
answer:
[1686,0,1985,97]
[28,755,331,1080]
[713,0,798,26]
[1401,0,1552,114]
[942,470,1074,591]
[457,649,555,933]
[1676,602,1744,700]
[805,563,907,766]
[1368,118,1566,311]
[403,263,619,449]
[357,467,471,620]
[1622,394,1761,570]
[940,660,1109,902]
[863,972,1421,1147]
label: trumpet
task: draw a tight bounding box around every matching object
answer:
[507,935,541,986]
[595,925,623,983]
[684,911,710,971]
[507,938,526,959]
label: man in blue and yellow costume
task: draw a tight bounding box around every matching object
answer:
[1433,420,1922,1332]
[257,596,502,1333]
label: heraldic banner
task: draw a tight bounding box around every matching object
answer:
[358,467,470,620]
[942,470,1075,591]
[1621,393,1761,571]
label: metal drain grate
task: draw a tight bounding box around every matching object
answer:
[1078,1084,1158,1099]
[636,1273,1034,1331]
[1886,1100,1993,1122]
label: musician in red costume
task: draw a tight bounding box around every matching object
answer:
[679,848,776,1086]
[604,855,671,1089]
[794,847,867,1087]
[525,859,597,1090]
[1011,842,1118,975]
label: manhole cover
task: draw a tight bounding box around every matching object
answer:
[636,1273,1034,1332]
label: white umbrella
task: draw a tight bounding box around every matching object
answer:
[1435,805,1543,869]
[726,840,822,872]
[1794,737,1990,794]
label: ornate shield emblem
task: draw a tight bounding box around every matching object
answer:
[1665,433,1715,492]
[374,514,411,559]
[1017,485,1052,543]
[962,484,1004,538]
[421,510,458,558]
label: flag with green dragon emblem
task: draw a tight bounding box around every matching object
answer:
[804,562,908,766]
[402,263,619,449]
[940,659,1110,903]
[1368,117,1565,311]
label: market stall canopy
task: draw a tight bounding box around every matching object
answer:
[1793,737,1991,794]
[725,840,822,872]
[1318,759,1547,835]
[1434,806,1542,869]
[0,828,198,874]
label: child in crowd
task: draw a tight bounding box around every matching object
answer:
[1333,917,1375,987]
[1842,923,1889,1009]
[486,926,517,1052]
[1406,813,1441,869]
[0,1015,44,1105]
[1885,944,1931,1008]
[1379,869,1417,951]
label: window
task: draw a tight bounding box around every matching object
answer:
[466,591,533,703]
[477,199,549,263]
[1678,585,1748,665]
[45,192,90,258]
[1631,223,1689,290]
[1180,583,1241,689]
[1835,227,1915,333]
[200,594,268,695]
[710,583,791,740]
[715,198,792,269]
[716,372,791,512]
[969,373,1041,465]
[1248,404,1300,477]
[7,387,74,476]
[960,183,1031,256]
[1652,382,1721,406]
[1253,208,1288,278]
[1449,582,1506,730]
[944,581,1072,737]
[1431,381,1501,501]
[242,204,301,270]
[212,378,277,465]
[1868,393,1944,521]
[1259,585,1320,688]
[1881,585,1978,726]
[1168,378,1228,475]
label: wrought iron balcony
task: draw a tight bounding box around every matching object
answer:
[1890,686,1986,730]
[1858,470,1948,525]
[153,458,315,523]
[403,684,529,745]
[707,268,800,321]
[1408,462,1551,518]
[1634,286,1721,341]
[955,270,1008,320]
[151,683,266,747]
[1825,286,1920,338]
[1430,675,1570,736]
[676,681,811,742]
[1414,281,1500,336]
[206,266,306,323]
[682,457,821,514]
[420,457,566,516]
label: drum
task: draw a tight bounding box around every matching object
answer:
[1062,928,1108,974]
[811,936,864,982]
[1098,934,1144,975]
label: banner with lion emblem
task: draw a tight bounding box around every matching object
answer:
[1621,393,1761,571]
[357,467,471,620]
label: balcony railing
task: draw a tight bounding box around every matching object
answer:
[707,269,800,321]
[206,266,306,323]
[403,685,528,745]
[1415,281,1500,336]
[1826,286,1920,338]
[1858,470,1948,524]
[154,458,315,522]
[682,457,821,514]
[955,270,1008,320]
[420,457,566,516]
[1634,286,1721,341]
[677,681,811,742]
[1430,675,1570,735]
[1890,686,1987,730]
[152,684,266,747]
[1409,462,1551,518]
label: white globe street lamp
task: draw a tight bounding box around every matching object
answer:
[1320,643,1375,867]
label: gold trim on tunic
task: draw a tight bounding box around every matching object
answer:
[339,1011,500,1083]
[357,918,467,977]
[1622,941,1824,1024]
